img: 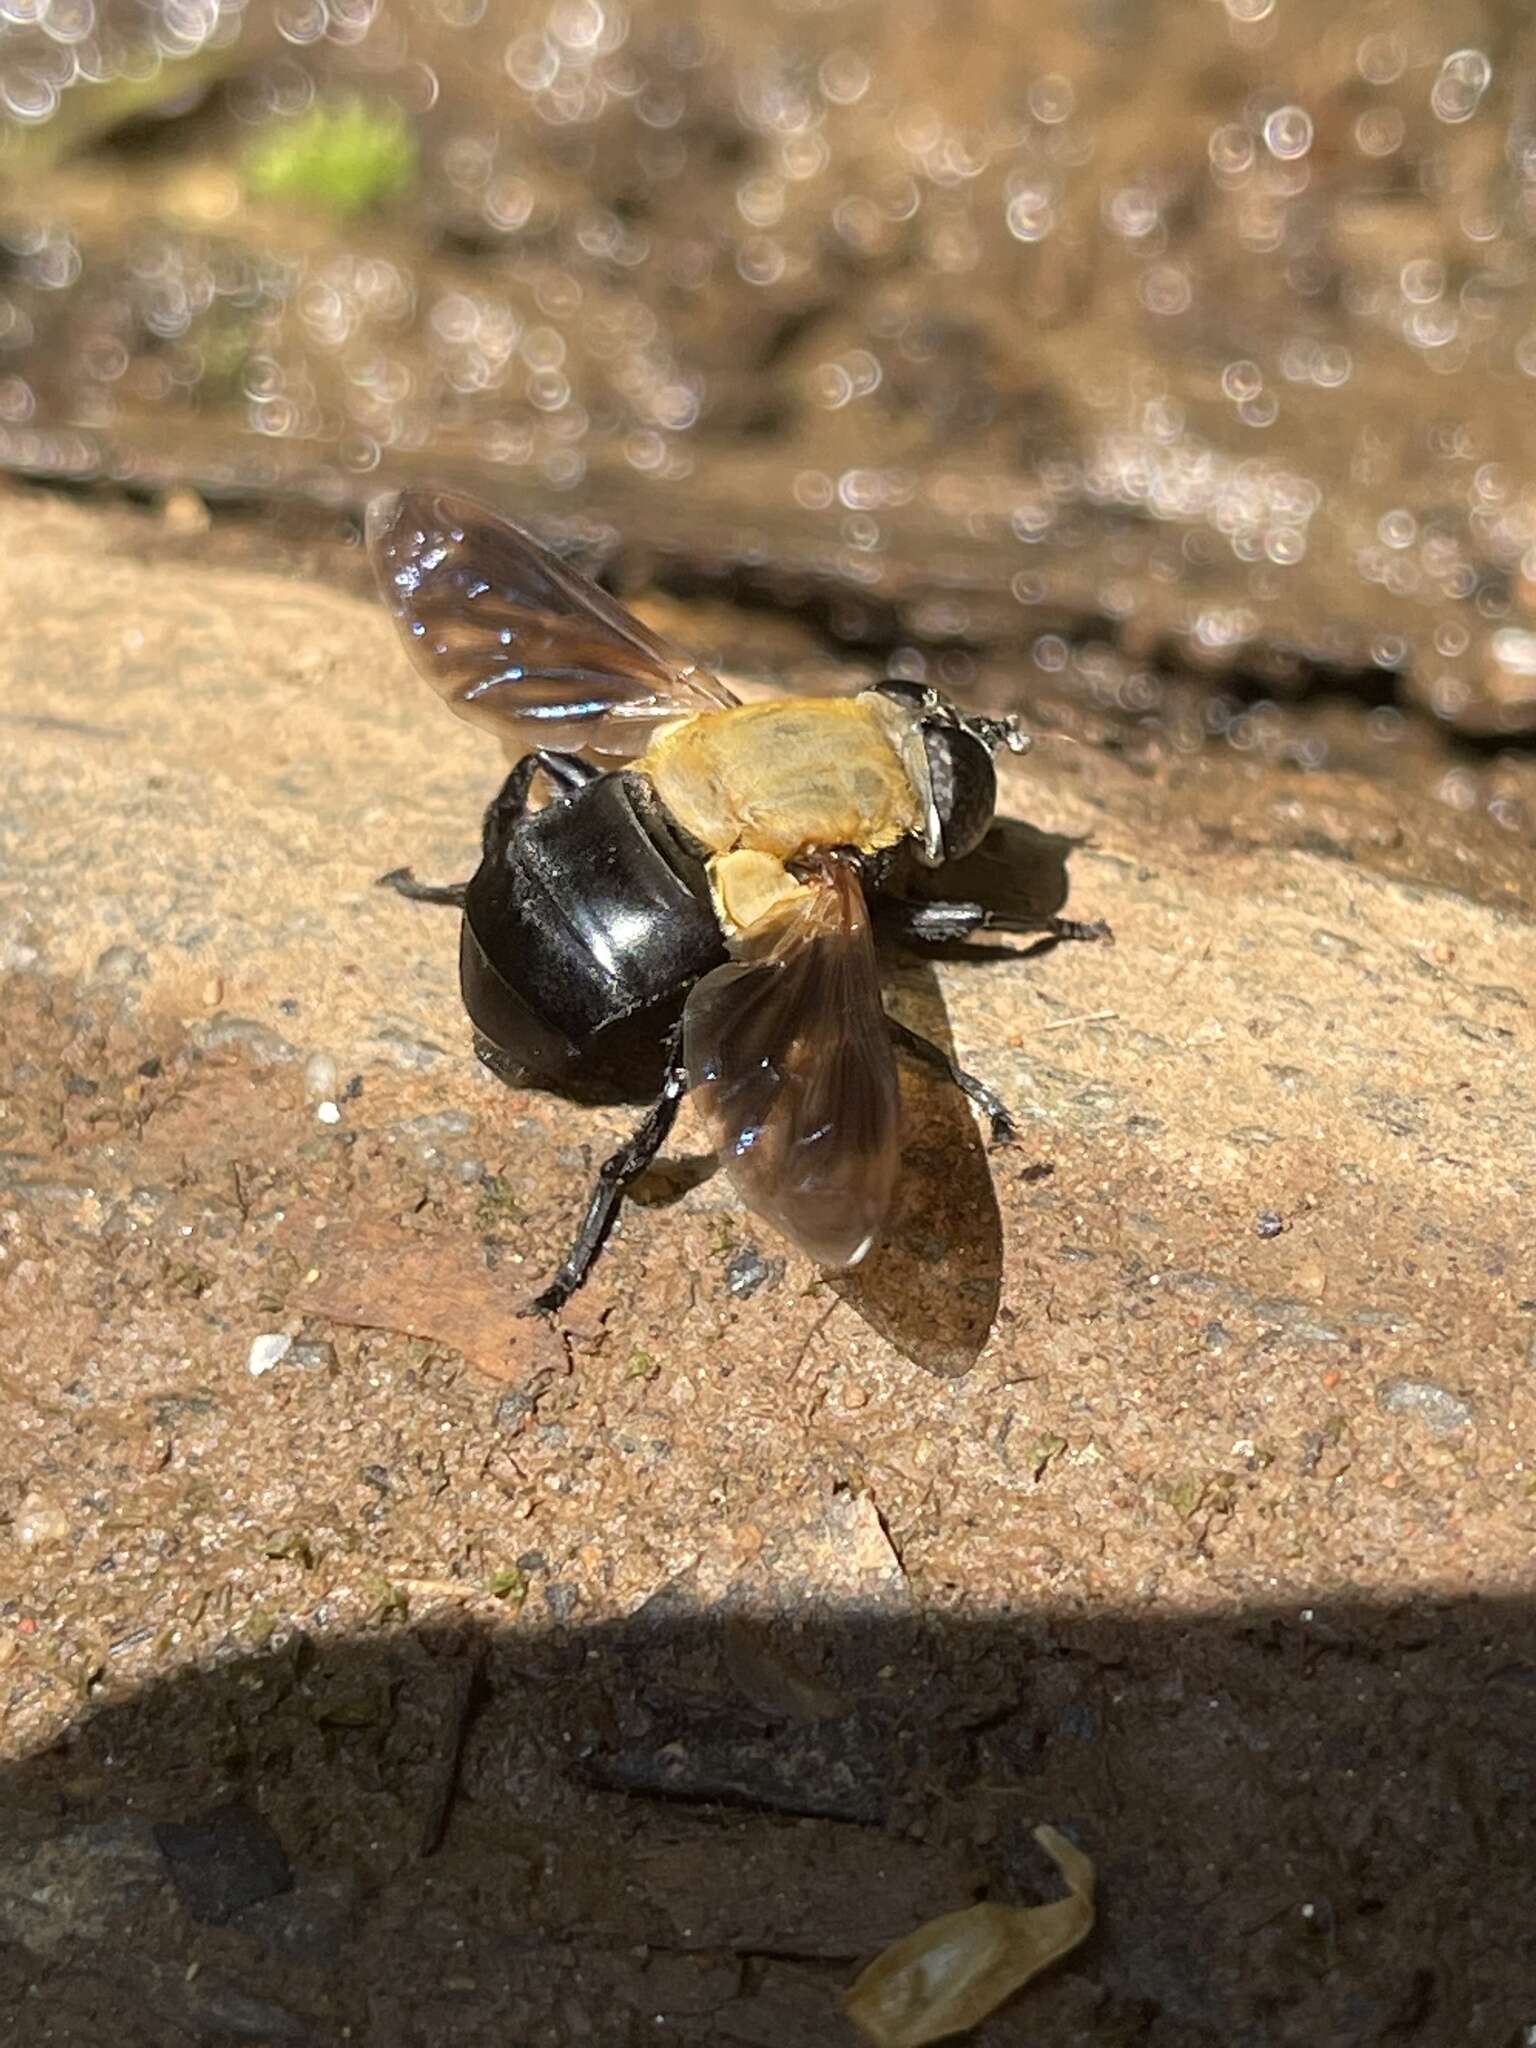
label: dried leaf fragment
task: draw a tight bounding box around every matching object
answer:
[298,1223,565,1380]
[843,1824,1095,2048]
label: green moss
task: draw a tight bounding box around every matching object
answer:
[475,1174,527,1231]
[1159,1474,1204,1520]
[1157,1469,1239,1521]
[1029,1432,1069,1481]
[242,97,417,218]
[487,1565,528,1604]
[242,1605,278,1649]
[366,1578,411,1625]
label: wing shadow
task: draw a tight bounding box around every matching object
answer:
[827,952,1004,1380]
[826,812,1095,1375]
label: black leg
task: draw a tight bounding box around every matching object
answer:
[1034,913,1113,945]
[481,748,596,856]
[523,1025,689,1317]
[887,1015,1017,1146]
[880,898,1113,947]
[377,869,468,907]
[377,751,599,905]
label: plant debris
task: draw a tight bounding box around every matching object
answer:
[298,1224,566,1380]
[843,1825,1095,2048]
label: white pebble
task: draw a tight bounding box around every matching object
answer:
[247,1332,292,1377]
[316,1100,342,1125]
[304,1053,338,1102]
[15,1492,70,1547]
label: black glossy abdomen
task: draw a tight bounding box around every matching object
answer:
[460,770,725,1086]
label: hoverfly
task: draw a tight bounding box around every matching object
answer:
[367,489,1108,1314]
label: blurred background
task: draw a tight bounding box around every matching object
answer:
[3,0,1536,834]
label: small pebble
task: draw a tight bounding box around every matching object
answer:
[1057,1703,1100,1742]
[1292,1256,1328,1299]
[195,1015,294,1064]
[287,1339,336,1370]
[495,1390,536,1432]
[1255,1209,1285,1239]
[374,1028,446,1070]
[840,1380,869,1409]
[94,944,149,982]
[247,1333,292,1377]
[15,1492,70,1547]
[725,1243,782,1298]
[1375,1376,1475,1435]
[303,1053,338,1103]
[316,1101,342,1125]
[404,1109,473,1141]
[160,487,211,536]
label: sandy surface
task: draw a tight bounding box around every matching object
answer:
[1,485,1534,2043]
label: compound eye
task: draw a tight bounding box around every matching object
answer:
[923,723,997,863]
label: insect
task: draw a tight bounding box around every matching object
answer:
[367,488,1108,1314]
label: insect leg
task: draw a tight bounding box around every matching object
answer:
[378,751,601,905]
[882,899,1113,947]
[376,870,468,907]
[887,1015,1017,1146]
[1029,913,1113,945]
[482,748,597,854]
[524,1023,689,1317]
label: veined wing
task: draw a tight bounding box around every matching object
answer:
[683,857,899,1269]
[367,487,737,759]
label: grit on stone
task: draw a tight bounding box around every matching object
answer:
[0,487,1533,2044]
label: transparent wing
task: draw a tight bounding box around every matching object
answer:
[683,858,899,1269]
[366,487,737,759]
